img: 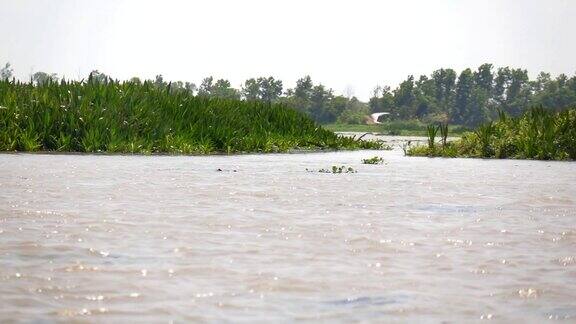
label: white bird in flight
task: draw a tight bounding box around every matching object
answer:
[370,112,389,124]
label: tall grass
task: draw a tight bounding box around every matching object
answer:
[474,122,496,157]
[0,79,380,154]
[438,122,448,148]
[408,107,576,160]
[426,125,438,149]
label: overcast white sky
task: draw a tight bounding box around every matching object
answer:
[1,0,575,99]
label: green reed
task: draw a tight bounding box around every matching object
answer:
[426,125,438,149]
[0,79,380,154]
[474,122,496,157]
[438,122,449,148]
[408,107,576,160]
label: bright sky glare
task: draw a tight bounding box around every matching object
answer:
[1,0,575,99]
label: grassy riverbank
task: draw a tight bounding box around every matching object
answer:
[407,107,576,160]
[0,79,380,154]
[324,120,469,136]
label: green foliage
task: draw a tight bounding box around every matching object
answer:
[282,75,361,124]
[426,125,438,149]
[370,65,576,127]
[408,107,576,160]
[438,122,449,147]
[393,76,417,119]
[5,62,576,129]
[474,122,496,157]
[0,79,381,154]
[1,63,14,80]
[197,77,240,99]
[362,156,384,164]
[335,98,370,125]
[31,71,58,85]
[242,77,283,102]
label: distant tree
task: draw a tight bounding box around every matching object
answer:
[432,68,457,113]
[336,97,370,124]
[154,74,166,88]
[468,64,494,124]
[88,70,109,83]
[467,87,491,126]
[534,74,576,111]
[393,75,416,119]
[493,67,511,106]
[32,71,58,85]
[531,72,551,92]
[327,96,350,121]
[130,77,142,84]
[169,81,185,94]
[452,68,491,126]
[368,85,395,116]
[211,79,240,99]
[242,78,260,100]
[491,67,533,115]
[185,82,197,95]
[309,84,334,122]
[414,93,432,119]
[474,63,494,92]
[414,75,436,117]
[198,77,214,96]
[369,86,383,113]
[294,76,313,101]
[416,75,435,98]
[283,75,314,114]
[258,77,283,102]
[454,68,474,124]
[1,62,14,80]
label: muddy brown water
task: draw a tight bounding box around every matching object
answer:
[1,136,575,322]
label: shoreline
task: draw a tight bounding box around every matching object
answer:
[325,123,470,136]
[0,146,387,157]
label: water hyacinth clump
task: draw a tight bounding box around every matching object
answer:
[0,79,381,154]
[362,156,384,164]
[408,107,576,160]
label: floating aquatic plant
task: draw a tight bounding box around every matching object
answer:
[307,165,357,174]
[362,156,384,164]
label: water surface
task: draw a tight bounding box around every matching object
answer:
[1,136,575,322]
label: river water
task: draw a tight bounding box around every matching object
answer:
[1,136,575,322]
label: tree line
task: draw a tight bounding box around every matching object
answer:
[2,62,575,126]
[370,64,576,126]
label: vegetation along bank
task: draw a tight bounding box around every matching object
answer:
[0,79,380,154]
[407,107,576,160]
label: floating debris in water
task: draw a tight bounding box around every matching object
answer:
[307,165,357,174]
[362,156,385,164]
